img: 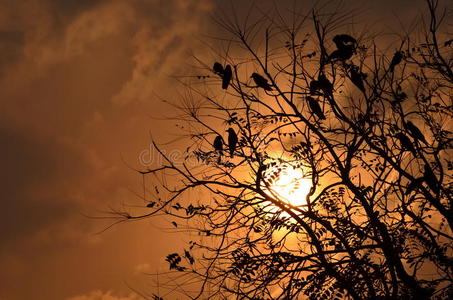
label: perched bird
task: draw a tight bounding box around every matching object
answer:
[213,135,223,163]
[395,132,416,155]
[213,62,224,75]
[306,96,326,120]
[227,128,238,157]
[317,74,333,97]
[329,34,356,62]
[328,47,354,61]
[423,164,439,193]
[349,65,365,93]
[389,51,403,72]
[251,73,273,91]
[222,65,232,89]
[309,80,322,95]
[333,34,357,49]
[405,121,427,144]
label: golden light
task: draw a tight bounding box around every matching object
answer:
[263,163,312,208]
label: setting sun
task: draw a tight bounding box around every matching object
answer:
[263,164,312,207]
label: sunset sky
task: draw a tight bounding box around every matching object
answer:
[0,0,428,299]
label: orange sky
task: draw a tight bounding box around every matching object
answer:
[0,0,428,299]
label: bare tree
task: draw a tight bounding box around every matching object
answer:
[117,1,452,299]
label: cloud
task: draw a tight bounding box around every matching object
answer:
[0,0,213,299]
[66,290,139,300]
[0,120,87,247]
[133,263,152,274]
[108,0,213,105]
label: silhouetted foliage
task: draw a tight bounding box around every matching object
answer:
[120,1,452,299]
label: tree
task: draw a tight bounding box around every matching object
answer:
[119,1,452,299]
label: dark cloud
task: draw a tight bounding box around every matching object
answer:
[49,0,105,14]
[0,121,78,246]
[0,30,24,77]
[0,0,213,299]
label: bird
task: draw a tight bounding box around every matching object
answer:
[213,62,224,75]
[395,132,416,155]
[328,47,354,61]
[309,80,322,95]
[328,34,357,62]
[251,73,273,91]
[405,121,427,144]
[317,74,333,97]
[423,164,439,193]
[213,135,223,163]
[349,65,365,93]
[227,128,238,157]
[306,96,326,120]
[222,65,232,89]
[389,51,403,72]
[333,34,357,49]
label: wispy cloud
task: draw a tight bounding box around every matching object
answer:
[0,0,212,299]
[66,290,139,300]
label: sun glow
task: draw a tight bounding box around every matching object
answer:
[263,164,312,208]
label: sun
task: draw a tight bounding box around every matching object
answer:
[263,163,312,208]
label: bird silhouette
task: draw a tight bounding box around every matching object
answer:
[251,73,273,91]
[329,34,356,62]
[309,80,322,95]
[213,135,223,163]
[222,65,232,89]
[405,121,427,144]
[306,96,326,120]
[423,164,439,193]
[227,128,238,157]
[213,62,224,75]
[395,132,416,155]
[317,74,333,97]
[328,47,354,61]
[389,51,403,72]
[349,66,365,93]
[333,34,357,49]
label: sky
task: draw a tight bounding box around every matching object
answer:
[0,0,432,299]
